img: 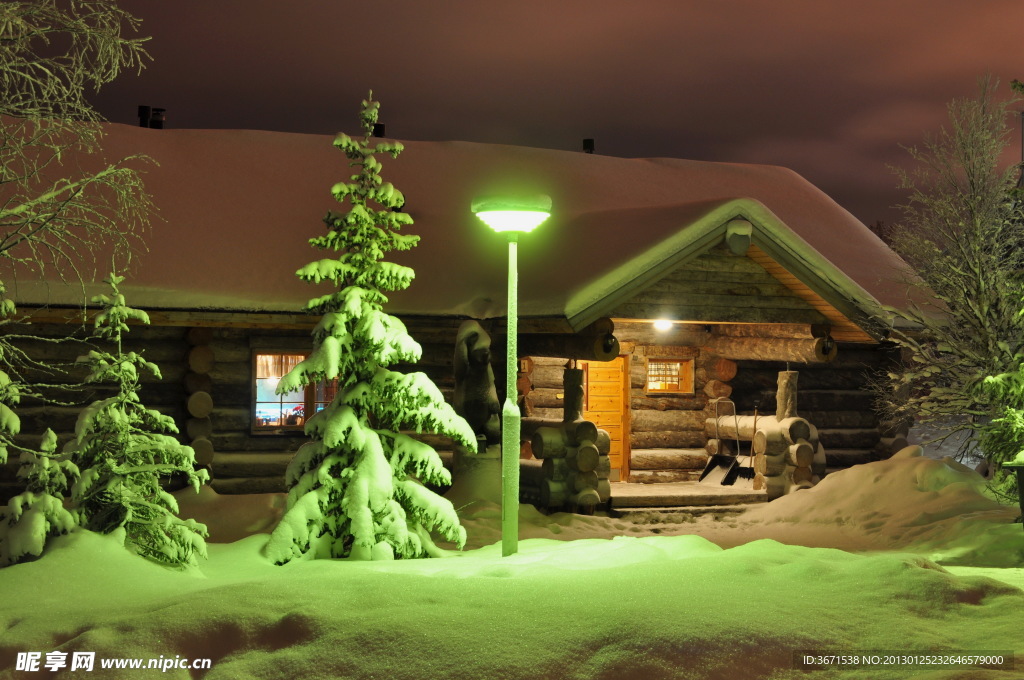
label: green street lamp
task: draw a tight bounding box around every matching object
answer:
[472,194,552,556]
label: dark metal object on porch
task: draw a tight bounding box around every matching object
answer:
[1001,461,1024,528]
[699,398,755,486]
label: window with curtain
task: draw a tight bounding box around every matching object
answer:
[253,352,338,433]
[645,358,695,395]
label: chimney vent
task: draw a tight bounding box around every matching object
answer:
[138,105,166,129]
[582,138,595,154]
[372,123,386,137]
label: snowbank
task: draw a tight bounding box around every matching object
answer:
[2,453,1020,679]
[0,528,1020,680]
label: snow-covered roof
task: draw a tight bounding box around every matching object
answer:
[11,122,917,331]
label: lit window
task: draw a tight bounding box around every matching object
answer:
[645,359,695,395]
[253,352,338,433]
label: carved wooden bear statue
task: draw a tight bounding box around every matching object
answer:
[453,320,501,446]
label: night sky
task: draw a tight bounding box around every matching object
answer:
[93,0,1024,229]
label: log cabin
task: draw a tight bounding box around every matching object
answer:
[3,121,920,509]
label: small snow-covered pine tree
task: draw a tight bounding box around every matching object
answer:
[268,93,477,563]
[64,274,209,567]
[0,429,79,567]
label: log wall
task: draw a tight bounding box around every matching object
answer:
[606,244,831,326]
[2,316,470,499]
[729,343,901,470]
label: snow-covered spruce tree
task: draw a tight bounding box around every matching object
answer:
[64,274,208,568]
[0,429,79,567]
[267,94,477,563]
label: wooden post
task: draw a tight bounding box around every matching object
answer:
[776,371,798,420]
[563,367,585,423]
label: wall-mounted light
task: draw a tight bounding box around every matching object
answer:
[653,319,673,332]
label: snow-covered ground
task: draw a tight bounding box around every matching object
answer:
[1,451,1022,679]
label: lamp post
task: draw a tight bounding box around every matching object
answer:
[472,195,551,556]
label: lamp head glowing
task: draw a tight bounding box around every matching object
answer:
[653,319,673,332]
[472,194,552,233]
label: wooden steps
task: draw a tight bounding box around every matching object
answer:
[609,481,767,509]
[612,503,764,521]
[628,447,708,483]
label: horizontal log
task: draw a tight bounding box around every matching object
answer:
[529,387,563,409]
[612,321,712,346]
[630,409,708,433]
[530,364,570,389]
[527,407,562,421]
[532,427,568,459]
[705,438,732,455]
[186,327,215,346]
[754,452,786,476]
[824,449,876,467]
[628,469,703,483]
[703,336,838,363]
[210,432,308,453]
[705,415,810,444]
[703,379,732,399]
[713,323,820,339]
[495,333,619,362]
[631,430,705,449]
[541,457,569,480]
[800,410,879,429]
[210,476,287,494]
[817,428,881,449]
[211,452,293,478]
[597,479,611,502]
[210,407,252,433]
[630,393,709,411]
[792,390,876,411]
[705,358,738,381]
[611,302,828,326]
[539,479,569,508]
[630,448,708,470]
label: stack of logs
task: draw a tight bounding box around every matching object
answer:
[526,367,612,514]
[183,327,216,476]
[704,371,826,499]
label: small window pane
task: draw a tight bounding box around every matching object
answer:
[254,352,306,429]
[313,379,338,415]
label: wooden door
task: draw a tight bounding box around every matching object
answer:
[581,356,629,482]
